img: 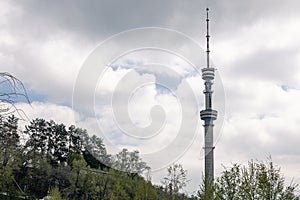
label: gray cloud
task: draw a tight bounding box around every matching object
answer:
[229,47,300,84]
[10,0,177,40]
[9,0,300,40]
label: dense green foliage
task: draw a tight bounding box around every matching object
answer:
[0,115,192,199]
[198,160,299,200]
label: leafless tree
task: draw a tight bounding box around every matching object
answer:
[0,72,30,120]
[161,163,189,199]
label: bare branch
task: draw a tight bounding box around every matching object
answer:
[0,72,30,120]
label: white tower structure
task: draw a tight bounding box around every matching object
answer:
[200,8,218,181]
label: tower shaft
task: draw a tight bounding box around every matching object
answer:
[200,8,217,182]
[200,69,217,180]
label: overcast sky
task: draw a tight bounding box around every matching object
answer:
[1,0,300,195]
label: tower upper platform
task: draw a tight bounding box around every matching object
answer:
[200,109,217,121]
[202,68,215,81]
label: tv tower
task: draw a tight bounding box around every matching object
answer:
[200,8,218,181]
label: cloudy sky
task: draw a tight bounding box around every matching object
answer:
[1,0,300,195]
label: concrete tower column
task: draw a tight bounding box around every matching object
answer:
[200,8,218,182]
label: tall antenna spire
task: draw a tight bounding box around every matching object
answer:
[206,8,210,68]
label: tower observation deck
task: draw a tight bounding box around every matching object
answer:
[200,8,218,181]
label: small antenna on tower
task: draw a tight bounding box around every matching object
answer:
[206,8,210,68]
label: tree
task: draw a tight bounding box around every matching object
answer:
[0,115,23,197]
[47,186,65,200]
[198,173,215,200]
[198,159,300,200]
[67,125,83,154]
[24,119,70,166]
[0,72,29,120]
[24,119,109,167]
[81,132,111,170]
[0,115,21,167]
[65,155,89,199]
[113,148,149,177]
[24,118,50,159]
[161,163,189,199]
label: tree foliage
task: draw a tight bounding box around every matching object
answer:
[0,116,192,199]
[46,186,65,200]
[0,115,23,198]
[198,159,300,200]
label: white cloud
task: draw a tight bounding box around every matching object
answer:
[16,101,78,127]
[214,15,300,67]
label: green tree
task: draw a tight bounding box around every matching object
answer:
[81,132,111,170]
[67,125,83,154]
[0,115,21,167]
[24,118,50,160]
[47,186,64,200]
[66,155,88,199]
[24,119,70,166]
[133,177,159,200]
[198,159,300,200]
[198,174,215,200]
[21,154,53,198]
[0,115,23,197]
